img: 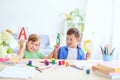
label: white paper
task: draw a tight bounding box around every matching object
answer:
[0,66,35,79]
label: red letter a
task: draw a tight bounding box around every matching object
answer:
[18,27,27,40]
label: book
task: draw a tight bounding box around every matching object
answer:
[97,61,120,72]
[0,66,35,79]
[92,66,120,76]
[95,70,120,79]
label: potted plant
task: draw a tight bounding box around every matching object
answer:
[64,9,85,45]
[0,29,13,58]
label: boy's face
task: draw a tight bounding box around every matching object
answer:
[66,34,80,48]
[26,40,40,52]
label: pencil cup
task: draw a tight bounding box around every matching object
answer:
[103,55,113,61]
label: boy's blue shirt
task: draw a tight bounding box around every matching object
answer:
[58,46,85,60]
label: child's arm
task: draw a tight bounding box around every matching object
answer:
[17,40,25,60]
[51,44,60,59]
[86,52,90,60]
[44,44,60,59]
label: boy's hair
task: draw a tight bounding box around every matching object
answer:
[28,34,40,42]
[67,28,80,38]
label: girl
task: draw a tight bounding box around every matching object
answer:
[18,34,53,59]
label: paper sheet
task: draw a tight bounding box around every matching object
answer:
[0,66,35,79]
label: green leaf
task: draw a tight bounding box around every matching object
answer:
[7,48,12,53]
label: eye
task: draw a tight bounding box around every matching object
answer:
[70,38,73,41]
[35,44,39,47]
[31,42,34,44]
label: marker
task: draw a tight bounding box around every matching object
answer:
[86,69,90,74]
[35,67,43,73]
[58,61,62,65]
[70,64,84,70]
[26,64,42,73]
[28,60,32,65]
[40,66,51,70]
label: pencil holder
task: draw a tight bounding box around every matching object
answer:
[103,55,113,61]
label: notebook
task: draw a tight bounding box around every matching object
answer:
[95,70,120,79]
[97,61,120,72]
[0,66,35,79]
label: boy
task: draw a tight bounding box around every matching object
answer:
[53,28,86,60]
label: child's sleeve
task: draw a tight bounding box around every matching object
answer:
[38,52,44,59]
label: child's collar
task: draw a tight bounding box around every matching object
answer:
[66,45,80,49]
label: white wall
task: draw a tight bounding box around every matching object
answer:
[82,0,112,60]
[83,0,120,60]
[0,0,87,35]
[1,0,120,60]
[112,0,120,59]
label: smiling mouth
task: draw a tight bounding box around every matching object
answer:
[67,44,72,46]
[30,48,35,51]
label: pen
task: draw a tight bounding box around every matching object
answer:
[106,47,108,55]
[104,47,106,55]
[108,44,112,55]
[35,67,43,73]
[40,66,51,70]
[70,64,84,70]
[100,46,104,55]
[110,48,115,55]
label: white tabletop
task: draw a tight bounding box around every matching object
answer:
[0,59,116,80]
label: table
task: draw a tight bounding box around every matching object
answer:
[0,59,115,80]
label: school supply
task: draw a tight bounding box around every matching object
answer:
[70,64,84,70]
[26,61,42,73]
[86,69,90,74]
[100,44,115,56]
[40,66,51,70]
[93,61,120,79]
[0,66,35,79]
[95,70,120,79]
[92,66,120,75]
[97,61,120,72]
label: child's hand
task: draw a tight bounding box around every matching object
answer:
[86,52,91,60]
[54,44,60,52]
[19,40,26,48]
[52,44,60,59]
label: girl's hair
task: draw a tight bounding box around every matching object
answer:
[28,34,40,42]
[67,28,80,38]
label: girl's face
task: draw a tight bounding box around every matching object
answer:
[66,34,80,48]
[26,40,40,52]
